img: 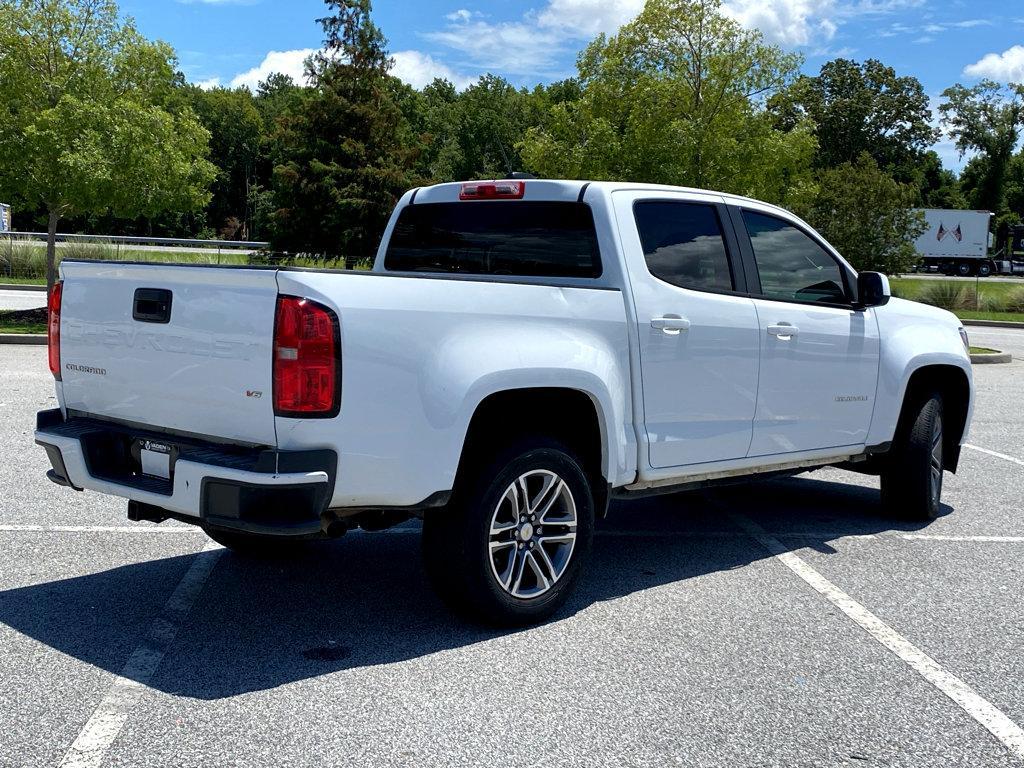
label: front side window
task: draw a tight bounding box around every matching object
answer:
[633,201,735,292]
[383,201,601,278]
[742,210,848,304]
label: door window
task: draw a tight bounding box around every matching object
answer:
[742,211,848,304]
[633,201,735,292]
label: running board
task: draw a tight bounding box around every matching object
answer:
[620,451,865,496]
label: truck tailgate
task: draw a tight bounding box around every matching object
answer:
[58,262,279,446]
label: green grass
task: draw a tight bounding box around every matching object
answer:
[969,346,999,355]
[956,310,1024,323]
[0,308,46,334]
[1,240,254,281]
[0,321,45,334]
[890,277,1022,303]
[0,276,46,286]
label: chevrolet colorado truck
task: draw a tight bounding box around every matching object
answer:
[36,179,974,624]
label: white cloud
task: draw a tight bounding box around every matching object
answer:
[228,48,317,90]
[537,0,645,37]
[445,9,474,22]
[196,77,222,90]
[391,50,476,89]
[724,0,837,47]
[421,0,927,76]
[963,45,1024,83]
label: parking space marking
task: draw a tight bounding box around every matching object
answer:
[59,542,223,768]
[0,525,198,533]
[901,534,1024,542]
[731,512,1024,760]
[966,444,1024,467]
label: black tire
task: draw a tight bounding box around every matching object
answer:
[203,526,309,557]
[422,439,595,626]
[956,261,973,277]
[978,261,992,277]
[880,392,945,521]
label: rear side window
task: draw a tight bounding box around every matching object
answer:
[633,201,734,291]
[384,201,601,278]
[742,210,848,304]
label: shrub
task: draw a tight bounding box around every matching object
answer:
[1005,286,1024,314]
[918,282,966,311]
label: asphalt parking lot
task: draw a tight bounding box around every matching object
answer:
[0,331,1022,768]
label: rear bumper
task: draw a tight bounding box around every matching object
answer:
[35,409,336,537]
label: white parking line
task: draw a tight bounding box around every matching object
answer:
[0,525,197,533]
[59,542,223,768]
[901,534,1024,542]
[731,512,1024,760]
[965,444,1024,467]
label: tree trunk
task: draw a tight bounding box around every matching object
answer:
[46,208,59,299]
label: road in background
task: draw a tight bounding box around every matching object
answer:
[0,288,45,311]
[0,333,1022,766]
[903,273,1024,283]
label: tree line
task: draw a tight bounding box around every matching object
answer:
[3,0,1024,291]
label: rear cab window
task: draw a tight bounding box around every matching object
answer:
[384,201,602,278]
[633,200,735,292]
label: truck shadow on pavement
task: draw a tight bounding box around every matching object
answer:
[0,474,949,700]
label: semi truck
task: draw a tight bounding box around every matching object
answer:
[912,208,994,276]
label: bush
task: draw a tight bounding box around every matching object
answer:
[919,282,966,310]
[1005,286,1024,314]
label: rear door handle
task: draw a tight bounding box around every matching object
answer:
[651,316,691,334]
[767,323,798,339]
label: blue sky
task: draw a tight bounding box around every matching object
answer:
[121,0,1024,170]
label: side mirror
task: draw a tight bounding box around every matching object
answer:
[857,271,891,308]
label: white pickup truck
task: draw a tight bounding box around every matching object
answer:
[36,179,974,624]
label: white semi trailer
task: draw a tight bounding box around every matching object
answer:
[913,208,994,276]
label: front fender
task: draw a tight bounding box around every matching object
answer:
[867,300,974,447]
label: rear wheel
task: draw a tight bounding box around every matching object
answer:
[881,392,944,521]
[977,261,992,277]
[423,439,594,626]
[956,261,973,277]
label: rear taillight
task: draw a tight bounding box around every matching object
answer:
[459,180,526,200]
[273,296,340,417]
[48,281,62,380]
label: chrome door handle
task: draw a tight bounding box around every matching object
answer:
[767,323,798,339]
[651,316,691,334]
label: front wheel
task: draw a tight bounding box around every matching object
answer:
[423,440,595,626]
[880,393,945,520]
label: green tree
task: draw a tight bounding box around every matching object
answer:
[940,80,1024,214]
[770,58,937,179]
[178,85,265,238]
[519,0,815,204]
[0,0,216,293]
[915,151,968,210]
[411,75,545,182]
[269,0,417,258]
[799,154,926,274]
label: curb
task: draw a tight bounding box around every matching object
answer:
[960,318,1024,329]
[970,351,1012,364]
[0,283,46,292]
[0,334,46,345]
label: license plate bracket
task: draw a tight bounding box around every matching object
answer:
[133,439,177,481]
